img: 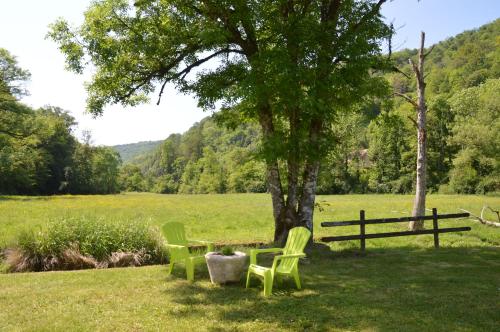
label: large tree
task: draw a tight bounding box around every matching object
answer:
[49,0,391,243]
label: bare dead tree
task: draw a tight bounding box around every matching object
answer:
[460,206,500,227]
[394,31,433,231]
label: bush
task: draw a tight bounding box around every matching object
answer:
[5,217,168,272]
[221,246,235,256]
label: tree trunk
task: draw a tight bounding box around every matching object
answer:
[257,106,288,242]
[409,32,429,231]
[410,112,427,230]
[298,161,320,240]
[266,162,286,240]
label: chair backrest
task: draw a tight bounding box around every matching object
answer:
[283,226,311,255]
[162,222,188,246]
[278,227,311,273]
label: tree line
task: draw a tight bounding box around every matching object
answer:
[0,48,121,195]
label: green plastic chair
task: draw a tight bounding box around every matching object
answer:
[162,222,214,282]
[246,226,311,296]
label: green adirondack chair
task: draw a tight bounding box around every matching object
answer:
[246,226,311,296]
[162,222,214,282]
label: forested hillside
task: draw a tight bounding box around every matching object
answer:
[120,19,499,195]
[122,118,265,193]
[112,140,162,164]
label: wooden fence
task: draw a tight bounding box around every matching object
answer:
[321,208,470,251]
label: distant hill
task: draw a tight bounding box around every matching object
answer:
[112,140,163,163]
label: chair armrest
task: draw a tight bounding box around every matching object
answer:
[275,253,306,260]
[271,253,306,270]
[249,248,283,265]
[165,243,190,261]
[189,240,214,252]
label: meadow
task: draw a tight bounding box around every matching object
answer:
[0,193,499,331]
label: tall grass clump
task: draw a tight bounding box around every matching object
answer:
[5,217,168,272]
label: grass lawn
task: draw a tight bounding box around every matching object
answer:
[1,193,499,331]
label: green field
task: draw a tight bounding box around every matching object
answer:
[1,193,499,248]
[1,193,499,331]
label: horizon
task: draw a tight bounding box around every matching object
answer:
[1,0,499,145]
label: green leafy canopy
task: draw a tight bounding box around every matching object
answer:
[48,0,392,162]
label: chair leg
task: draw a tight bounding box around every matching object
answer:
[245,270,252,288]
[186,259,195,282]
[292,269,301,290]
[263,270,273,297]
[167,261,174,275]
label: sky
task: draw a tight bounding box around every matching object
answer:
[0,0,499,146]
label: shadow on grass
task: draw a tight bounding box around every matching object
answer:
[164,245,500,331]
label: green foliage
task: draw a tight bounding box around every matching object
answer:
[90,147,121,194]
[377,20,500,194]
[447,79,500,193]
[197,146,226,194]
[121,117,266,194]
[0,49,123,196]
[13,217,167,269]
[228,159,267,193]
[221,246,235,256]
[367,112,413,193]
[59,137,122,195]
[0,48,30,99]
[119,164,147,192]
[391,19,500,97]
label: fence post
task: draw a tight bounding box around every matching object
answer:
[432,208,439,248]
[360,210,366,252]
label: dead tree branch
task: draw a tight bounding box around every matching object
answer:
[459,206,500,227]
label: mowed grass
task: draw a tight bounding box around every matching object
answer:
[0,193,499,331]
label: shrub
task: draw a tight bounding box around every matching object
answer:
[5,217,168,272]
[221,246,235,256]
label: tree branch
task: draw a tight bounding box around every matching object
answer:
[156,48,244,105]
[392,66,411,80]
[172,48,244,81]
[156,80,169,105]
[394,92,418,108]
[424,44,435,58]
[406,116,418,128]
[351,0,387,32]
